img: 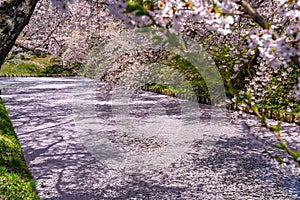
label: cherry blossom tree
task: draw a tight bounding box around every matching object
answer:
[106,0,300,167]
[14,0,123,67]
[3,0,299,110]
[106,0,300,100]
[0,0,38,67]
[13,0,299,103]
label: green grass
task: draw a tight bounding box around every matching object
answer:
[155,54,210,97]
[0,98,40,200]
[0,53,78,76]
[0,60,72,76]
[0,61,43,75]
[145,54,300,118]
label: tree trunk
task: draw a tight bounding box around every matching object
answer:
[0,0,38,68]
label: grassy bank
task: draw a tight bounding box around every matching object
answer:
[146,54,300,119]
[0,53,79,76]
[0,98,39,200]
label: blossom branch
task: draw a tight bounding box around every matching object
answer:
[237,0,300,67]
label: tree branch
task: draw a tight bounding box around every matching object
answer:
[237,0,300,67]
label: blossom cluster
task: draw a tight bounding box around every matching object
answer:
[108,0,238,34]
[295,77,300,100]
[16,0,123,67]
[107,0,300,102]
[0,0,5,6]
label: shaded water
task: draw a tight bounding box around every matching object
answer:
[0,77,299,199]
